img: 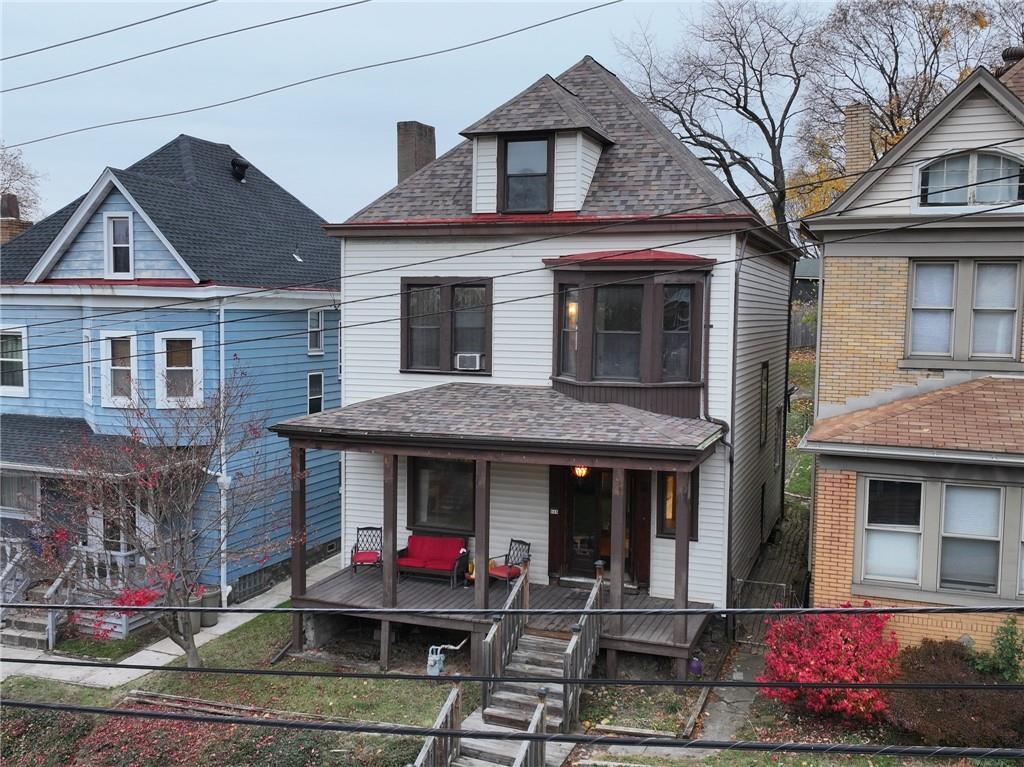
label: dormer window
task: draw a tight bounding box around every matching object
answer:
[500,137,553,213]
[104,212,134,278]
[920,152,1023,206]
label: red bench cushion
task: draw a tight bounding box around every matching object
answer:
[404,535,466,568]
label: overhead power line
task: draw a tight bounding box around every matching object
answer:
[4,656,1024,692]
[0,0,220,61]
[21,166,1022,355]
[2,701,1022,760]
[14,198,1023,374]
[2,1,374,94]
[6,0,624,149]
[15,134,1022,342]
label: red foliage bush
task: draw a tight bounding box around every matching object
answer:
[757,602,899,722]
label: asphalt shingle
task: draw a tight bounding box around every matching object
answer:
[0,413,135,473]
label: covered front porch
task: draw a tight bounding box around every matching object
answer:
[271,382,723,676]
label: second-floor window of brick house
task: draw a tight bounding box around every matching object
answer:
[401,278,492,373]
[500,137,553,213]
[909,259,1021,361]
[555,274,704,384]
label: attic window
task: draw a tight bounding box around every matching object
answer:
[920,152,1024,206]
[500,137,552,213]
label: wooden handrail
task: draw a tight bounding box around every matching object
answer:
[481,558,530,709]
[511,690,548,767]
[412,683,462,767]
[562,574,602,732]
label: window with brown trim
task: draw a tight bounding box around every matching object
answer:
[657,470,699,541]
[401,278,492,373]
[498,135,554,213]
[553,274,705,385]
[408,458,475,534]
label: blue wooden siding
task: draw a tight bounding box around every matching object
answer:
[48,191,190,280]
[1,299,341,589]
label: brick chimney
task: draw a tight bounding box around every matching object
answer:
[397,121,436,183]
[843,104,874,178]
[0,193,32,245]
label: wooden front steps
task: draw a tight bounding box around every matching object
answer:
[482,633,567,733]
[457,709,574,767]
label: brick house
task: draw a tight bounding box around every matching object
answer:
[801,57,1024,648]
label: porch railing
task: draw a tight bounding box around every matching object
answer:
[0,538,31,622]
[44,553,79,650]
[481,558,530,709]
[511,690,548,767]
[75,545,138,591]
[562,573,602,732]
[412,683,462,767]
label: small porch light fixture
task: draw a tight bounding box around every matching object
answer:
[572,465,589,479]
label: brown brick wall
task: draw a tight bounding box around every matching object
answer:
[811,464,1009,649]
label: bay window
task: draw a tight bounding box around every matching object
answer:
[661,285,692,380]
[559,286,580,377]
[409,458,474,534]
[594,286,643,380]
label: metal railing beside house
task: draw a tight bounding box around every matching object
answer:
[561,573,602,732]
[511,691,548,767]
[481,559,530,710]
[411,683,462,767]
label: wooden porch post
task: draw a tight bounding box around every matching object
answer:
[673,469,691,681]
[381,454,398,671]
[608,468,625,661]
[474,460,491,610]
[290,445,307,651]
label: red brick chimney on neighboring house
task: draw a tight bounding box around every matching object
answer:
[996,46,1024,101]
[396,121,436,183]
[0,193,32,245]
[843,103,874,178]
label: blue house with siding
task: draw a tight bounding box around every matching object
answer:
[0,135,341,630]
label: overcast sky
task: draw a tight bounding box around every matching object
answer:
[1,1,698,223]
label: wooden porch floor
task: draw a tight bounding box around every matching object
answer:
[296,567,709,657]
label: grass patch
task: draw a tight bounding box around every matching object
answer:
[56,624,164,661]
[580,684,698,733]
[786,453,812,498]
[788,347,816,395]
[0,675,120,707]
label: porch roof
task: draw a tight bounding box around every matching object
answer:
[0,414,136,475]
[271,383,723,463]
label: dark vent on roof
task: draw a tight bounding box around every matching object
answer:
[231,157,250,182]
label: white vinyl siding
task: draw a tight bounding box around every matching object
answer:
[578,134,602,206]
[154,330,203,408]
[846,90,1024,216]
[83,331,93,404]
[553,132,580,211]
[472,137,498,214]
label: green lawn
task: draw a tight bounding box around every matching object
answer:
[56,624,163,661]
[580,684,698,734]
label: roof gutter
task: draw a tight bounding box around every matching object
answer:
[799,436,1024,467]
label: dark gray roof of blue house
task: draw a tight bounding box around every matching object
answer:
[1,135,339,289]
[0,414,135,473]
[347,56,753,223]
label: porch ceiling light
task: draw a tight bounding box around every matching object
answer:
[572,465,589,479]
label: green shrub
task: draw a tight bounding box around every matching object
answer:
[886,639,1024,747]
[973,618,1024,682]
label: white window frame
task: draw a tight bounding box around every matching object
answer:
[103,211,134,279]
[913,150,1024,215]
[938,482,1004,595]
[99,330,138,408]
[0,471,40,521]
[154,330,203,408]
[307,310,325,355]
[969,261,1021,360]
[307,371,324,414]
[0,324,29,398]
[862,477,924,586]
[83,330,93,404]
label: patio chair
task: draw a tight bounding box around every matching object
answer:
[488,538,531,594]
[351,526,383,575]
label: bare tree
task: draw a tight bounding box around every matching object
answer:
[619,0,820,241]
[33,370,286,667]
[800,0,998,165]
[992,0,1024,47]
[0,141,42,219]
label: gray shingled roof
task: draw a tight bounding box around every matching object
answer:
[0,414,135,473]
[347,56,752,223]
[1,135,338,289]
[461,75,612,143]
[271,382,723,456]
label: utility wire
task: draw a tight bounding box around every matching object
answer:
[15,134,1021,337]
[2,1,374,94]
[5,1,624,149]
[15,199,1023,374]
[3,656,1024,691]
[0,1,220,61]
[21,167,1022,354]
[2,701,1022,760]
[3,600,1023,617]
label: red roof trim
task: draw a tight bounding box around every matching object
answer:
[542,250,717,266]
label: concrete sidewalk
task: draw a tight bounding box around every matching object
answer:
[0,555,342,688]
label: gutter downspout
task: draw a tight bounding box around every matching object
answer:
[218,299,231,609]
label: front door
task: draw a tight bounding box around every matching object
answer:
[548,467,651,587]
